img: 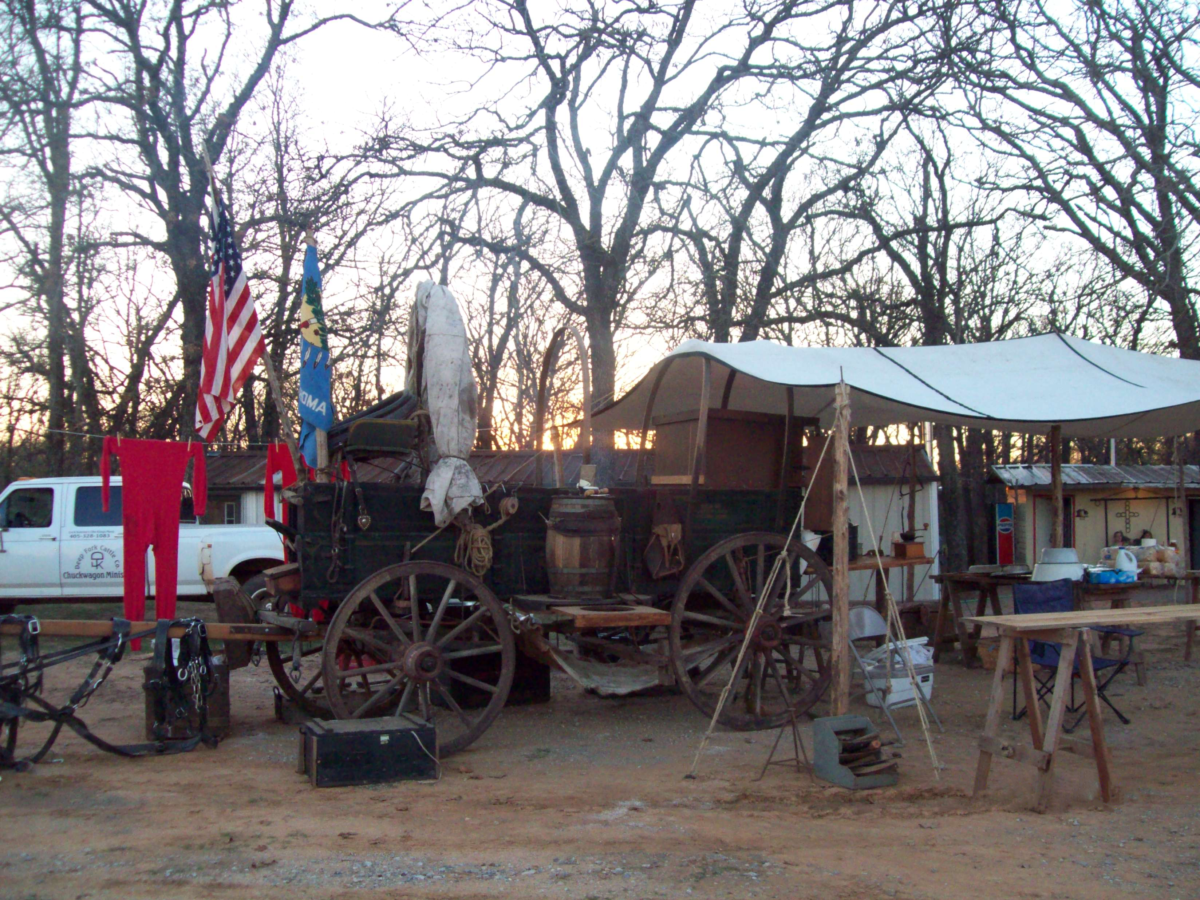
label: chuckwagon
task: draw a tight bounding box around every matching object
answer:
[250,325,841,756]
[252,479,836,756]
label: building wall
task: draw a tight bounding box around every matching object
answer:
[1013,487,1190,567]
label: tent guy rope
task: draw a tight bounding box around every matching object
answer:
[685,427,835,780]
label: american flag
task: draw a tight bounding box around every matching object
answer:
[194,184,265,441]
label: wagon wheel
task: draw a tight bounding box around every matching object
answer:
[321,560,516,757]
[670,531,832,731]
[244,575,330,717]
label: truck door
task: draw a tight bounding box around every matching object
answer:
[60,483,125,598]
[0,484,62,597]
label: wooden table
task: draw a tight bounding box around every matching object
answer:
[964,605,1200,810]
[850,554,934,616]
[1077,574,1200,662]
[935,570,1200,667]
[932,571,1030,667]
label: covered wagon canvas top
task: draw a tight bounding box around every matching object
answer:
[592,333,1200,439]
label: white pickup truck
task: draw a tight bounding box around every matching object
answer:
[0,476,284,610]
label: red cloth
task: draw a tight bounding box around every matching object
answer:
[101,438,208,637]
[264,442,298,525]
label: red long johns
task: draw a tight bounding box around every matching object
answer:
[264,442,298,525]
[101,438,208,629]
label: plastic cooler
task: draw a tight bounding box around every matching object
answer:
[862,637,935,709]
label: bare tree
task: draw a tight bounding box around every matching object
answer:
[0,0,89,473]
[956,0,1200,358]
[81,0,399,436]
[366,0,825,443]
[654,0,944,343]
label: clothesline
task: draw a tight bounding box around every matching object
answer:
[41,427,275,450]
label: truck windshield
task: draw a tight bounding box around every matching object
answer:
[2,487,54,528]
[74,486,122,527]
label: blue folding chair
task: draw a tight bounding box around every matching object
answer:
[1010,579,1141,733]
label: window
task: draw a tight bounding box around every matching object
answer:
[2,488,54,529]
[224,501,239,525]
[180,490,196,522]
[74,486,122,527]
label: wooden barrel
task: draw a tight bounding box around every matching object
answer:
[546,497,621,599]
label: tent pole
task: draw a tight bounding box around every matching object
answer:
[685,358,712,541]
[775,386,794,530]
[634,358,675,487]
[1176,436,1188,568]
[831,380,852,717]
[1050,424,1064,549]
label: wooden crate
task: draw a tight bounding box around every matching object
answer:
[976,638,1013,673]
[298,717,438,787]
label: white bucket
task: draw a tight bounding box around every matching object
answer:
[796,529,823,577]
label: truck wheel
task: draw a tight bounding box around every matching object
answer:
[240,573,269,600]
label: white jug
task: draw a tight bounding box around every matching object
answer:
[1115,547,1137,573]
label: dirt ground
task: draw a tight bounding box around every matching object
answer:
[3,597,1199,900]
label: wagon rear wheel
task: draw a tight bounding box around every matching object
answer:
[321,561,516,757]
[670,531,832,731]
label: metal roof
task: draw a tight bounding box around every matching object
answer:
[850,446,938,484]
[206,452,270,490]
[205,443,935,490]
[991,464,1200,490]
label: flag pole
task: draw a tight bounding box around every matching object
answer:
[305,226,330,484]
[200,147,304,477]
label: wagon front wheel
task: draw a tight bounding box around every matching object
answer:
[321,561,516,757]
[670,531,832,731]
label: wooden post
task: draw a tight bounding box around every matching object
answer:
[315,430,329,484]
[907,422,919,602]
[1050,424,1064,549]
[831,380,852,717]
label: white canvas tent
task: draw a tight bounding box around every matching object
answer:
[592,333,1200,438]
[592,332,1200,716]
